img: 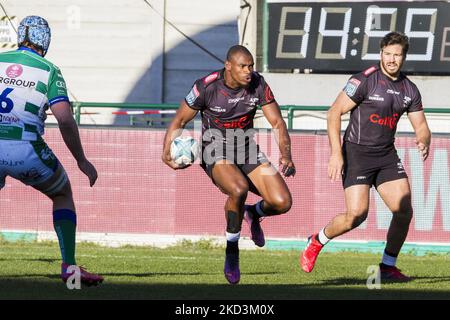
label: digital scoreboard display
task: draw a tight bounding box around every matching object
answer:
[265,1,450,74]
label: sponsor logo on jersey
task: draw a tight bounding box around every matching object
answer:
[368,94,384,102]
[0,159,24,166]
[214,115,251,129]
[228,97,245,104]
[203,72,219,85]
[40,146,55,161]
[6,64,23,78]
[210,106,226,113]
[185,84,200,106]
[247,97,259,106]
[387,89,400,95]
[19,167,42,181]
[344,78,360,97]
[56,80,66,89]
[0,114,19,123]
[403,96,412,108]
[369,113,399,129]
[0,77,35,88]
[357,176,366,180]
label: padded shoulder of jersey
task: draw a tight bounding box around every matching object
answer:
[361,65,378,77]
[200,70,222,88]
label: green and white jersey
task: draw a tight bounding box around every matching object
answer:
[0,47,69,141]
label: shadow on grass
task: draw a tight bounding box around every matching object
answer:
[0,258,59,263]
[318,276,450,287]
[1,277,449,300]
[1,270,280,280]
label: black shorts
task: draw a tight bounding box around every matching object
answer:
[200,141,269,180]
[342,142,407,189]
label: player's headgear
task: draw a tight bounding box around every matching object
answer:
[18,15,51,56]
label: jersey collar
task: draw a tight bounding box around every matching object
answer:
[17,46,41,56]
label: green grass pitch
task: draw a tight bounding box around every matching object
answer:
[0,239,449,300]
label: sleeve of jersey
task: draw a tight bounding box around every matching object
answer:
[343,74,367,104]
[184,80,205,111]
[47,67,69,106]
[258,77,276,107]
[407,88,424,113]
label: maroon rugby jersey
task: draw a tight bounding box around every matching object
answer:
[343,64,423,147]
[185,69,275,146]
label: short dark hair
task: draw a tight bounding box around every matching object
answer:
[380,31,409,55]
[226,45,253,61]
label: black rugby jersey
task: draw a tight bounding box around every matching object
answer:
[184,69,275,147]
[343,64,423,148]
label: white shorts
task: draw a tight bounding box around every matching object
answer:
[0,138,67,193]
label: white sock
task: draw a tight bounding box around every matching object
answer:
[255,201,266,217]
[317,228,331,245]
[381,252,397,267]
[226,231,240,242]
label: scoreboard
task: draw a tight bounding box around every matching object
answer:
[263,1,450,74]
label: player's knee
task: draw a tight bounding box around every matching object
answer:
[47,181,75,208]
[345,209,368,230]
[269,194,292,214]
[392,196,413,222]
[393,207,413,224]
[48,181,73,201]
[228,181,249,200]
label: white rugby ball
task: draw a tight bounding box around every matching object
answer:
[170,136,199,165]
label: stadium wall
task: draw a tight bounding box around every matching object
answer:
[2,1,448,111]
[1,128,450,252]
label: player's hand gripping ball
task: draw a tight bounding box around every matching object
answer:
[170,136,200,165]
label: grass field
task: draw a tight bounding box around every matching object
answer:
[0,239,449,300]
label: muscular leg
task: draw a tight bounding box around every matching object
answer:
[212,160,249,232]
[33,165,77,265]
[212,160,249,284]
[247,163,292,215]
[33,164,74,211]
[300,184,370,273]
[33,163,103,285]
[377,178,413,260]
[324,184,370,239]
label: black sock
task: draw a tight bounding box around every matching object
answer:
[247,204,257,217]
[226,241,239,255]
[250,200,265,218]
[384,249,399,258]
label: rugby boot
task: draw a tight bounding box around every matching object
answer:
[224,252,240,284]
[244,205,265,247]
[61,263,104,286]
[379,264,412,282]
[300,234,323,273]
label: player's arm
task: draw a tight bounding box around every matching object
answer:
[50,101,97,186]
[408,110,431,161]
[327,91,357,181]
[262,102,295,177]
[162,100,199,170]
